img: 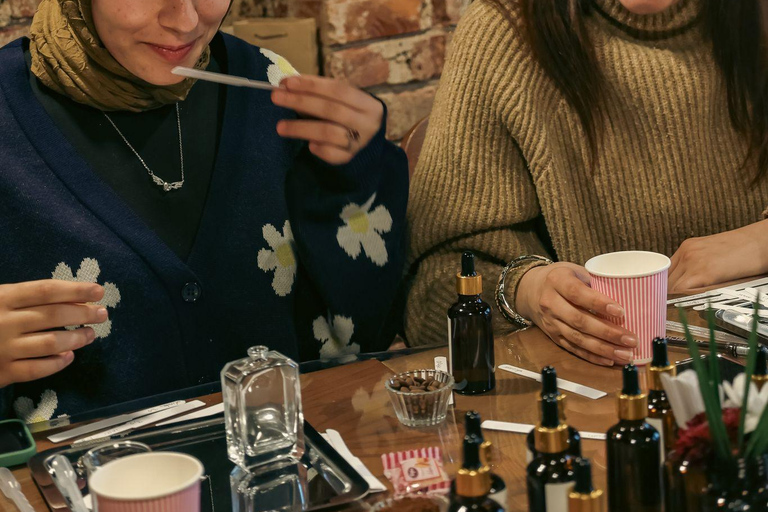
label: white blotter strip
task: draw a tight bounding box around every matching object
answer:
[482,420,606,440]
[498,365,607,400]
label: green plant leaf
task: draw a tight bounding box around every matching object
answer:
[678,306,732,463]
[738,298,760,455]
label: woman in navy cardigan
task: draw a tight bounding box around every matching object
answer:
[0,0,408,422]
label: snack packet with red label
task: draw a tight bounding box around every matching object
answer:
[381,447,450,495]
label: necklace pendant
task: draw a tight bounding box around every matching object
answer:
[163,182,172,192]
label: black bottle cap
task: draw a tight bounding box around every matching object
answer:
[462,436,482,470]
[622,364,640,395]
[651,338,669,367]
[573,458,594,494]
[461,251,477,277]
[756,346,768,376]
[541,366,559,396]
[465,411,483,440]
[541,394,560,428]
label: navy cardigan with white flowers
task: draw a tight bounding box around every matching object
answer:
[0,34,409,422]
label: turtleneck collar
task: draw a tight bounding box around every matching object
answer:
[591,0,702,39]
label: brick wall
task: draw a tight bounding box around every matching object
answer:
[1,0,463,140]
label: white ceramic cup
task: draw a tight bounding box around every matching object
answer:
[88,452,203,512]
[585,251,671,365]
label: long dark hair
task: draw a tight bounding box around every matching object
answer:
[489,0,768,182]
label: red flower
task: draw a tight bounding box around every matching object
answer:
[673,408,741,465]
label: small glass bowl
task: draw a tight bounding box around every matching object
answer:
[385,369,454,427]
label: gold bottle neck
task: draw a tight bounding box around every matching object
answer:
[568,490,606,512]
[648,364,676,391]
[456,273,483,295]
[480,440,493,466]
[534,422,569,454]
[753,373,768,391]
[618,393,648,421]
[455,465,492,498]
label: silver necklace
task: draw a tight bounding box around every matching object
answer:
[102,104,184,192]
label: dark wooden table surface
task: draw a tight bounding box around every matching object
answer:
[8,304,718,512]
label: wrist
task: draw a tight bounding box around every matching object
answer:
[516,265,546,321]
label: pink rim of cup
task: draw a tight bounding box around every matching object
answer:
[585,251,671,365]
[88,452,203,512]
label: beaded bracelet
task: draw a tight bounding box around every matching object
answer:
[496,255,553,330]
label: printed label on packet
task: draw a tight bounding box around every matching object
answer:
[401,457,442,483]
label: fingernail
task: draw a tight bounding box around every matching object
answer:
[281,76,299,89]
[621,335,638,347]
[64,351,75,363]
[606,304,624,317]
[86,328,96,343]
[271,91,284,102]
[615,349,634,362]
[96,307,108,321]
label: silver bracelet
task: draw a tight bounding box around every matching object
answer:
[496,255,553,329]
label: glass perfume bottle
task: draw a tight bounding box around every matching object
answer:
[221,345,305,469]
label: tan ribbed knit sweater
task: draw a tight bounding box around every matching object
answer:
[405,0,768,347]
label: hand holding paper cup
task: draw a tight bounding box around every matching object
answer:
[585,251,671,365]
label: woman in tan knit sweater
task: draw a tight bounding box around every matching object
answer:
[406,0,768,365]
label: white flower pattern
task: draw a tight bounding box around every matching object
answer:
[260,48,299,87]
[336,193,392,267]
[52,258,121,338]
[313,315,359,361]
[14,389,59,423]
[258,221,297,297]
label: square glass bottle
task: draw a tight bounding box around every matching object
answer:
[221,345,305,469]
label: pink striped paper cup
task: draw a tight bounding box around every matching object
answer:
[89,452,203,512]
[585,251,670,365]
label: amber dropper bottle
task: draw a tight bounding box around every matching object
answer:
[568,458,605,512]
[646,337,676,463]
[448,251,495,395]
[753,346,768,391]
[606,364,662,512]
[449,437,504,512]
[526,366,581,463]
[526,395,576,512]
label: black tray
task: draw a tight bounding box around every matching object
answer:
[28,419,370,511]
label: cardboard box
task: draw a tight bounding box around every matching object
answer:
[232,18,319,76]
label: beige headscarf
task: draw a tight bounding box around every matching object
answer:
[29,0,210,112]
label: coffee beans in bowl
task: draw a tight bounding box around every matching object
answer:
[385,369,454,427]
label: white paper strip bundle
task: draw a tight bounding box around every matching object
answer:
[660,370,706,429]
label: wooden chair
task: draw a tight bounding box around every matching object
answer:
[400,117,430,178]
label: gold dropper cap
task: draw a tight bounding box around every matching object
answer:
[457,251,483,295]
[618,364,648,421]
[455,438,491,498]
[534,395,569,454]
[649,338,676,391]
[569,458,606,512]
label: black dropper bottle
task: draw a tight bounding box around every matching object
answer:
[449,437,505,512]
[448,251,495,394]
[646,337,676,463]
[753,346,768,391]
[526,366,581,463]
[606,364,662,512]
[568,458,605,512]
[526,394,576,512]
[450,412,507,509]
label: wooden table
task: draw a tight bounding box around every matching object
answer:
[9,314,708,511]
